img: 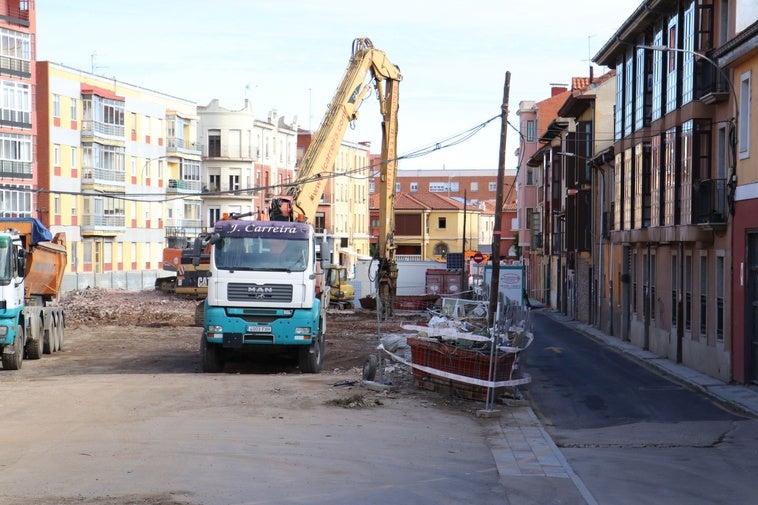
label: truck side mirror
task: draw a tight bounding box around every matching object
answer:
[16,248,27,277]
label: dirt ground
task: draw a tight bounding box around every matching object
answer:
[55,287,427,374]
[0,289,500,505]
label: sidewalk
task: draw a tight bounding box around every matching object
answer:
[537,308,758,419]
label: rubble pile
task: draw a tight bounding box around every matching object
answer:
[60,288,198,327]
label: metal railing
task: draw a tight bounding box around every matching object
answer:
[693,178,727,225]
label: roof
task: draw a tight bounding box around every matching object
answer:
[370,191,470,211]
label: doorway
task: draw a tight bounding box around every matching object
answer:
[747,232,758,383]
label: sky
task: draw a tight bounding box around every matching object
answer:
[35,1,642,173]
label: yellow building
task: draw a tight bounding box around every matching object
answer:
[36,62,201,285]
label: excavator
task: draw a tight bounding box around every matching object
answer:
[270,37,400,317]
[164,38,399,316]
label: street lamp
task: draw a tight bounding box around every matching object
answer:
[635,44,739,125]
[636,43,739,217]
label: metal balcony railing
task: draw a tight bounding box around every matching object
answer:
[82,166,126,186]
[168,179,202,193]
[693,178,727,225]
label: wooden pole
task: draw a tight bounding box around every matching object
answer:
[488,71,511,326]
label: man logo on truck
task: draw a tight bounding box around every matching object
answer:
[248,286,273,294]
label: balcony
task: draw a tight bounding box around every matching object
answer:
[82,166,126,188]
[165,218,202,231]
[166,137,202,155]
[81,214,126,234]
[168,178,202,194]
[693,178,727,226]
[4,1,29,22]
[81,120,125,141]
[0,160,32,178]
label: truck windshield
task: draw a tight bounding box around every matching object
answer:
[0,237,12,284]
[214,236,309,272]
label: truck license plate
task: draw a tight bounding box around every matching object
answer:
[247,325,271,333]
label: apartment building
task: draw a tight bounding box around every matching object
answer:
[35,61,202,285]
[197,100,297,228]
[522,73,616,323]
[593,0,757,382]
[0,1,35,220]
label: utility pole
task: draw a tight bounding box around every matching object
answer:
[489,71,511,326]
[461,189,467,298]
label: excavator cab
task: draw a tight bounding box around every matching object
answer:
[269,197,294,222]
[327,265,355,310]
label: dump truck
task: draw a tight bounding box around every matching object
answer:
[195,37,401,373]
[0,218,67,370]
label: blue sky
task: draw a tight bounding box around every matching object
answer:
[36,1,641,172]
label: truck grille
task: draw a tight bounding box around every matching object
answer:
[227,283,293,303]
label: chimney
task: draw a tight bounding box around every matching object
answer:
[550,83,568,96]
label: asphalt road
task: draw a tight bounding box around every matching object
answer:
[524,310,758,505]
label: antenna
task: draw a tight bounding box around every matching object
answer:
[90,51,107,75]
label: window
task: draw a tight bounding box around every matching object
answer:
[229,174,240,191]
[651,29,663,121]
[52,94,60,117]
[615,59,624,140]
[429,182,446,192]
[395,182,401,193]
[0,80,31,125]
[666,16,679,114]
[624,48,633,137]
[719,0,729,45]
[71,147,77,168]
[410,182,418,192]
[682,3,695,105]
[70,98,77,121]
[0,185,32,217]
[470,181,478,192]
[369,182,375,193]
[208,174,220,192]
[208,129,221,157]
[53,144,60,166]
[488,182,497,192]
[634,43,647,130]
[208,208,221,228]
[438,217,446,229]
[526,120,536,142]
[739,71,751,159]
[0,28,32,72]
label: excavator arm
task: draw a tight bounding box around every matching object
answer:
[280,37,400,318]
[289,38,402,224]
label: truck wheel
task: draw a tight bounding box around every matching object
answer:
[298,334,324,374]
[200,334,224,373]
[25,329,43,360]
[57,322,65,351]
[43,328,53,354]
[53,322,62,352]
[2,325,24,370]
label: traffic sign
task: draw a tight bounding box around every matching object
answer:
[473,252,484,263]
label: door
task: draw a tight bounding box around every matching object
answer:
[747,232,758,383]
